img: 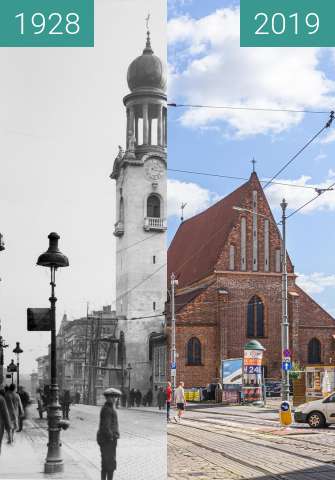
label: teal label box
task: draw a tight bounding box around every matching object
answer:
[241,0,334,47]
[0,0,94,47]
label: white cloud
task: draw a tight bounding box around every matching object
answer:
[265,174,335,213]
[296,272,335,295]
[320,129,335,144]
[167,178,219,219]
[168,8,335,137]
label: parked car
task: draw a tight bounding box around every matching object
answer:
[294,392,335,428]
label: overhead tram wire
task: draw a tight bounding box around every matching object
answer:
[168,103,330,115]
[286,180,335,220]
[263,111,335,189]
[168,168,317,191]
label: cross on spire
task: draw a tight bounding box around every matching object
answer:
[146,13,150,31]
[251,158,257,173]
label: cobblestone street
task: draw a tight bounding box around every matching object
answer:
[168,405,335,480]
[0,404,166,480]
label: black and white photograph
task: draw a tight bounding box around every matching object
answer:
[0,1,167,479]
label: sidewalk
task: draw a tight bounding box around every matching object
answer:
[0,421,95,480]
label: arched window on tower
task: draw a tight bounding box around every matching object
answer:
[247,296,264,337]
[119,197,124,223]
[187,337,202,365]
[308,338,321,364]
[147,194,160,218]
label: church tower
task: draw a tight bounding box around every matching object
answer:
[110,28,167,392]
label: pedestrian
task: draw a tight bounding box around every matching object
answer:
[166,381,172,423]
[0,389,11,453]
[75,391,81,404]
[5,384,23,440]
[157,387,166,410]
[135,389,142,407]
[18,386,30,432]
[146,388,153,407]
[174,381,186,423]
[62,390,71,420]
[97,388,121,480]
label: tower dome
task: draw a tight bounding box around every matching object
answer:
[127,32,167,93]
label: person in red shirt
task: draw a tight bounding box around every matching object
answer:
[166,382,172,423]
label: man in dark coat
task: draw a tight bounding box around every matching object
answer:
[97,388,121,480]
[18,386,30,432]
[0,389,11,453]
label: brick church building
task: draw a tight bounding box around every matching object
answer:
[167,171,335,387]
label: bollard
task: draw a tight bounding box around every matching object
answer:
[279,400,293,426]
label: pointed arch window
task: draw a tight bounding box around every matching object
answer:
[308,338,321,364]
[187,337,202,365]
[247,296,264,337]
[147,194,160,218]
[119,197,124,223]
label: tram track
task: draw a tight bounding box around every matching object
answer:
[168,417,335,480]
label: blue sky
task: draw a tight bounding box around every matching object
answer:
[167,0,335,315]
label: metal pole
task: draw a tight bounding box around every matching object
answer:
[171,273,178,390]
[45,266,63,473]
[281,199,290,402]
[83,303,89,404]
[16,355,19,391]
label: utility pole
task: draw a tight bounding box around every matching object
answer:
[281,199,290,402]
[170,273,178,390]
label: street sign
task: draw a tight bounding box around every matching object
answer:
[282,361,292,371]
[171,368,176,376]
[27,308,51,331]
[5,374,11,379]
[283,349,291,358]
[170,362,176,369]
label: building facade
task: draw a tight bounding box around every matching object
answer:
[167,172,335,387]
[110,29,167,393]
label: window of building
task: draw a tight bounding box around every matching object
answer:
[153,301,156,311]
[147,194,160,218]
[308,338,321,364]
[229,245,235,271]
[187,337,202,365]
[153,255,156,264]
[247,296,264,337]
[73,363,82,378]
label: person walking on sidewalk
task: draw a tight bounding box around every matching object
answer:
[157,387,166,410]
[97,388,121,480]
[17,386,30,432]
[166,382,172,423]
[174,381,186,423]
[0,389,11,453]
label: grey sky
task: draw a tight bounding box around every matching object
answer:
[0,0,166,374]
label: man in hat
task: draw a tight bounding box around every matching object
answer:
[97,388,121,480]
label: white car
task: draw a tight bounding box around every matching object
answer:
[294,392,335,428]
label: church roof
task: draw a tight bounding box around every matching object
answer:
[168,174,256,288]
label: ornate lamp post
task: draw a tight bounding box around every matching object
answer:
[37,232,69,473]
[13,342,23,390]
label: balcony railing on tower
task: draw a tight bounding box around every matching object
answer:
[144,217,166,231]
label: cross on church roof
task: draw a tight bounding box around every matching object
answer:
[251,158,256,173]
[146,13,150,31]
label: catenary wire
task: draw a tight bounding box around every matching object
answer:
[168,103,330,114]
[286,180,335,220]
[168,168,317,190]
[263,111,335,189]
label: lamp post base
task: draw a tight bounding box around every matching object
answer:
[44,460,64,474]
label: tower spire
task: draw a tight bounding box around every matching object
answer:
[251,158,256,173]
[144,13,153,54]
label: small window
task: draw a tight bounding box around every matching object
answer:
[187,337,202,365]
[153,255,156,264]
[147,194,160,218]
[153,301,156,311]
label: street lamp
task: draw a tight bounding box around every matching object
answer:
[13,342,23,390]
[233,201,290,402]
[127,363,132,392]
[37,232,69,474]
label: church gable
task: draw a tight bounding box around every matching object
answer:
[215,172,294,274]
